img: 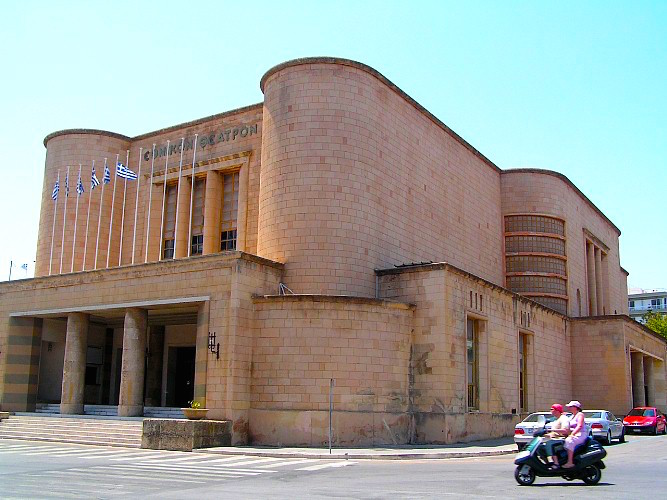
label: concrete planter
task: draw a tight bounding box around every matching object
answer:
[182,408,209,420]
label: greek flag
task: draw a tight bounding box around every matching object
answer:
[65,173,70,197]
[103,164,111,184]
[76,173,85,195]
[51,179,59,200]
[91,167,100,189]
[116,162,138,180]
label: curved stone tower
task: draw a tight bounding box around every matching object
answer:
[36,130,131,277]
[258,58,504,296]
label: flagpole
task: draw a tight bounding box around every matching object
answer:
[49,170,60,275]
[71,164,82,272]
[145,144,156,263]
[107,154,120,268]
[95,158,107,269]
[159,140,170,261]
[187,134,198,257]
[83,160,94,271]
[119,149,130,266]
[59,166,70,274]
[131,147,143,264]
[173,138,185,260]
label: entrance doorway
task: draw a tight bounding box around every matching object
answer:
[166,346,196,407]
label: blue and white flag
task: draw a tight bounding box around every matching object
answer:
[91,167,100,189]
[116,162,138,180]
[20,263,28,270]
[51,178,59,201]
[103,164,111,184]
[76,173,85,195]
[65,173,70,197]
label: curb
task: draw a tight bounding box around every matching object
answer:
[194,448,517,460]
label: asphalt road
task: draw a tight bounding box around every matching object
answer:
[0,434,665,499]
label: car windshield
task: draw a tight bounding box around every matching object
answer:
[584,411,603,419]
[628,408,655,417]
[522,414,553,423]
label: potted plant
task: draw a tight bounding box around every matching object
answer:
[182,400,208,420]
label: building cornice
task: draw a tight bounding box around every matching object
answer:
[43,103,263,147]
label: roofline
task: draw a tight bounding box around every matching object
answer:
[43,103,263,147]
[501,168,621,236]
[260,57,502,174]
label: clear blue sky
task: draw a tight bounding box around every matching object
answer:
[0,1,665,290]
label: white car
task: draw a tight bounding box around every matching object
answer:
[584,409,625,444]
[514,411,590,450]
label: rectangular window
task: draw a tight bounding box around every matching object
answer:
[220,172,239,251]
[519,333,528,413]
[467,318,479,411]
[163,239,174,259]
[190,176,206,255]
[190,234,203,256]
[162,183,177,259]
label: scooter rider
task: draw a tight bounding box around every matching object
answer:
[563,400,587,468]
[543,403,570,468]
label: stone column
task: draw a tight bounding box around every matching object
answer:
[203,170,222,255]
[631,351,645,407]
[594,247,604,315]
[144,325,165,407]
[586,242,597,315]
[235,164,249,252]
[174,177,192,259]
[118,308,148,417]
[61,313,89,414]
[644,356,655,406]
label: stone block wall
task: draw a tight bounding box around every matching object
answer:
[249,295,414,446]
[258,59,505,297]
[378,262,572,443]
[570,317,667,415]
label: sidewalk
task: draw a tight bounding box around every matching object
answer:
[197,437,517,460]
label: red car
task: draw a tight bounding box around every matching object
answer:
[622,407,667,435]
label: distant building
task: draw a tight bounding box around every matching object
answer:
[629,289,667,323]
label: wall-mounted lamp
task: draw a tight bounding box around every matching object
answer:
[208,331,220,360]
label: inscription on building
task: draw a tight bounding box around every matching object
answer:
[143,123,258,161]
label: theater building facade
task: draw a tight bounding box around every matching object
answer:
[1,58,665,446]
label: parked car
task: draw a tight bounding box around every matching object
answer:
[583,410,625,444]
[623,407,667,435]
[515,411,592,450]
[515,412,555,450]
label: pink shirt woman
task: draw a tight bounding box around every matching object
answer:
[563,400,587,467]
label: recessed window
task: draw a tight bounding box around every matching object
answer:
[467,318,479,411]
[163,239,174,259]
[220,172,239,251]
[162,184,177,259]
[191,235,203,256]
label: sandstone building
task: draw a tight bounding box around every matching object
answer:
[1,58,665,446]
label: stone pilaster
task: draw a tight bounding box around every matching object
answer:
[203,170,221,255]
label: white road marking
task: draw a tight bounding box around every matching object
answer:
[256,458,318,468]
[296,461,358,471]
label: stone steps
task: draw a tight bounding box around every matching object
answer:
[34,404,185,419]
[0,415,144,448]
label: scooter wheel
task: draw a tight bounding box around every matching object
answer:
[582,463,602,485]
[514,465,536,486]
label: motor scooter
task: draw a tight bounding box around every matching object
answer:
[513,429,607,486]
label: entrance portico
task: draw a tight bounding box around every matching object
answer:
[7,296,209,417]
